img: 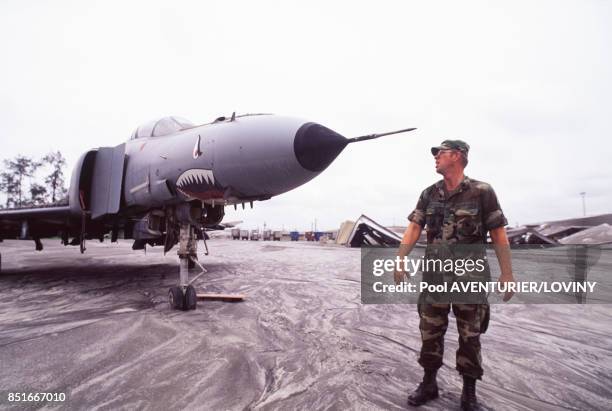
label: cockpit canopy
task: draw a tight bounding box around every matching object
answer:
[130,116,195,139]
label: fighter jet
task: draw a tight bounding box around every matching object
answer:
[0,113,415,310]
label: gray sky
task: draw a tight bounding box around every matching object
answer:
[1,0,610,231]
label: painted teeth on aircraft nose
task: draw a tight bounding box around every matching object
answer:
[176,169,216,189]
[205,170,214,184]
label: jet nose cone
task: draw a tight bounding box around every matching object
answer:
[293,122,348,172]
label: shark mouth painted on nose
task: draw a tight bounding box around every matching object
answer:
[176,168,224,200]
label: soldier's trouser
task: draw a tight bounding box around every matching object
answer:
[417,303,488,379]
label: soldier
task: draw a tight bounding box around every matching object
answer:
[395,140,515,410]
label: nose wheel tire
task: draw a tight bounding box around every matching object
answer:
[184,285,197,310]
[169,286,185,310]
[168,285,197,311]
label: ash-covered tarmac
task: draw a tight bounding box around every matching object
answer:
[0,239,611,410]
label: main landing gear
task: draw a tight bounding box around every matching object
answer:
[168,224,206,311]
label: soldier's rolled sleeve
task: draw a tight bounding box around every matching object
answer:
[481,186,507,230]
[408,190,428,227]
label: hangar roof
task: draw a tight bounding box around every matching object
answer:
[559,224,612,245]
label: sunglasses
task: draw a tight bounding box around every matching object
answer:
[432,149,455,157]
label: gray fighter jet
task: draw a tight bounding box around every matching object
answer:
[0,113,415,309]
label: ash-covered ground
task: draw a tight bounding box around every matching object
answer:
[0,239,610,410]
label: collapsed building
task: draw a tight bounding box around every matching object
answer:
[337,213,612,247]
[336,215,403,247]
[507,214,612,245]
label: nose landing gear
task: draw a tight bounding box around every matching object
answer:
[167,221,245,310]
[168,224,201,311]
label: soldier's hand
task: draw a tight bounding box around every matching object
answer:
[394,269,406,285]
[498,272,516,302]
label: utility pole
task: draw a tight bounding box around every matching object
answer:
[579,192,586,217]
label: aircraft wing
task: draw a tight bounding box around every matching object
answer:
[219,220,242,228]
[202,221,243,231]
[0,205,73,238]
[0,205,71,220]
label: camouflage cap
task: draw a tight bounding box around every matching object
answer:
[431,139,470,156]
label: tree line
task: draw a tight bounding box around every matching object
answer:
[0,151,68,209]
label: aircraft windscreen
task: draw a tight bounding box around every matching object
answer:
[131,116,195,139]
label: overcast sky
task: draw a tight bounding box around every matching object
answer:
[1,0,610,231]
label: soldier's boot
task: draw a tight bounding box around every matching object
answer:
[407,369,439,406]
[460,375,479,411]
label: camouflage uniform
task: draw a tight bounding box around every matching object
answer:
[408,176,507,379]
